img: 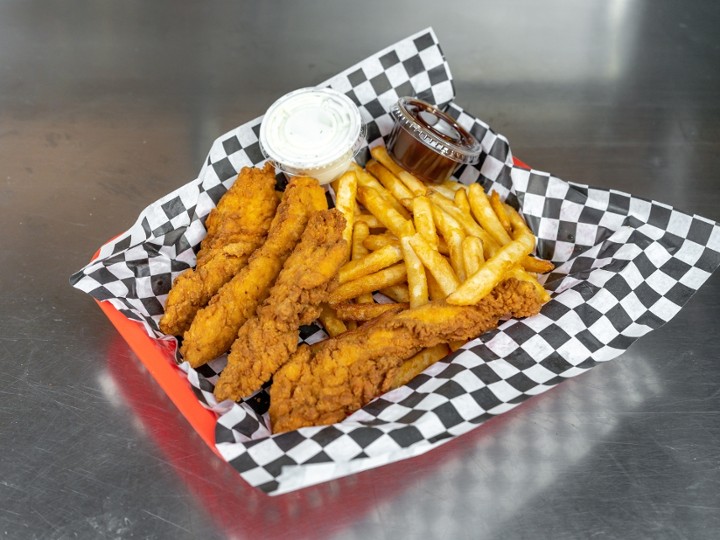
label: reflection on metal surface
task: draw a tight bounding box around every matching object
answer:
[332,354,662,539]
[105,329,663,540]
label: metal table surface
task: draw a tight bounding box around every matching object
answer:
[2,1,719,538]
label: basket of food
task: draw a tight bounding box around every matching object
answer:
[71,27,720,495]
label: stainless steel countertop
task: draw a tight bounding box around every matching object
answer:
[2,1,719,538]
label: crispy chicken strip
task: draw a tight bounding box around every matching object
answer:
[180,176,327,367]
[214,209,348,401]
[197,162,278,265]
[159,164,278,336]
[269,278,546,432]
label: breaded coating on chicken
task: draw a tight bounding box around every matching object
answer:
[180,176,327,368]
[269,278,546,432]
[159,163,279,336]
[214,209,348,401]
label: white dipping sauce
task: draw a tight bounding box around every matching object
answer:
[259,87,363,185]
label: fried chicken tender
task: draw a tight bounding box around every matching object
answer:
[269,278,546,432]
[214,209,348,401]
[159,164,278,336]
[180,176,327,368]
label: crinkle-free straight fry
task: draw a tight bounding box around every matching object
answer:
[470,186,554,273]
[351,163,411,219]
[426,273,446,301]
[489,190,512,233]
[389,343,451,389]
[369,145,427,196]
[352,221,370,259]
[462,236,484,278]
[333,170,357,258]
[429,191,498,254]
[522,256,555,274]
[446,218,536,306]
[350,221,375,304]
[355,213,385,230]
[380,284,411,303]
[329,262,407,304]
[357,186,413,238]
[454,188,471,216]
[408,233,460,296]
[432,184,460,200]
[363,233,401,251]
[467,183,512,246]
[318,304,348,338]
[338,244,404,284]
[365,160,414,210]
[431,204,466,282]
[400,233,429,308]
[413,196,438,250]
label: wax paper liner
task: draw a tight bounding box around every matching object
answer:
[70,28,720,495]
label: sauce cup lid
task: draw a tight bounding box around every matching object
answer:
[390,97,482,165]
[259,87,364,177]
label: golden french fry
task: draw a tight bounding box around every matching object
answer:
[436,236,449,256]
[329,262,407,304]
[413,196,438,250]
[431,184,459,199]
[352,221,370,260]
[407,233,460,296]
[334,301,407,322]
[365,160,414,210]
[318,304,347,337]
[502,204,553,274]
[505,204,534,239]
[449,340,465,352]
[351,163,411,219]
[389,344,450,389]
[334,170,357,259]
[363,233,401,251]
[369,146,427,196]
[462,236,484,278]
[400,234,429,308]
[351,221,375,303]
[338,244,404,284]
[429,191,499,255]
[431,204,466,281]
[357,186,413,238]
[468,183,513,246]
[441,180,465,192]
[426,273,446,301]
[446,218,536,305]
[454,188,471,216]
[489,190,511,233]
[355,213,385,230]
[380,284,410,303]
[522,256,555,274]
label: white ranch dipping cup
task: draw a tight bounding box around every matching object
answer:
[259,87,364,185]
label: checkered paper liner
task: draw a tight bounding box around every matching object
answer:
[70,28,720,495]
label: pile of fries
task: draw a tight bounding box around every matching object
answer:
[320,145,553,348]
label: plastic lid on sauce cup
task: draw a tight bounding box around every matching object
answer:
[259,87,364,185]
[387,97,482,184]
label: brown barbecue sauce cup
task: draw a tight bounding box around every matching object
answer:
[386,97,482,184]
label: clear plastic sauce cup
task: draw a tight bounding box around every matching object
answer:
[259,87,364,185]
[387,97,482,184]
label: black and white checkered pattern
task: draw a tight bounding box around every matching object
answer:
[70,28,720,495]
